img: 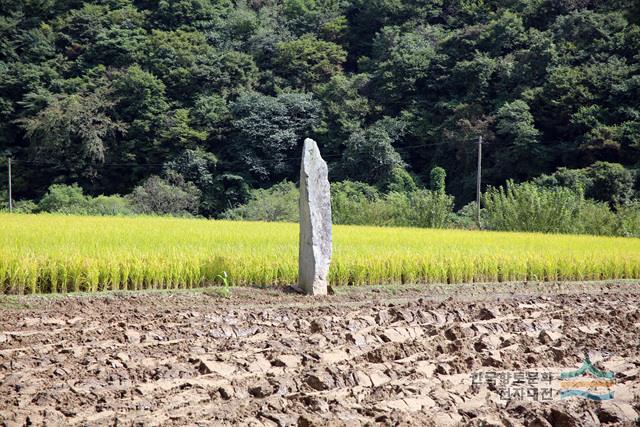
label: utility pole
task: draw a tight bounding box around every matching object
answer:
[7,154,12,212]
[476,136,482,228]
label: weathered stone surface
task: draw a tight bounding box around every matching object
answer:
[298,138,332,296]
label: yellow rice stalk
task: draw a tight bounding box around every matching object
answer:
[1,213,640,294]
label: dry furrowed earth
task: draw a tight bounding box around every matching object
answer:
[1,282,639,426]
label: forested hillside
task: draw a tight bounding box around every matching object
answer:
[1,0,639,216]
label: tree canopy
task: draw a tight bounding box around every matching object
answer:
[1,0,639,214]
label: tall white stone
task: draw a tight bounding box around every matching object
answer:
[299,138,332,296]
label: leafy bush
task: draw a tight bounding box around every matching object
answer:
[331,181,381,225]
[533,167,591,193]
[337,120,405,188]
[38,183,89,214]
[386,167,418,193]
[397,190,454,228]
[484,181,583,233]
[332,182,454,228]
[448,202,480,230]
[483,180,621,235]
[38,183,134,216]
[430,166,446,194]
[0,194,38,213]
[128,174,201,216]
[222,181,299,222]
[587,162,635,206]
[210,173,251,215]
[614,202,640,237]
[163,148,219,216]
[574,202,617,236]
[13,200,38,214]
[88,195,133,216]
[534,162,635,207]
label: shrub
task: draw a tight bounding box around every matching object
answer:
[338,124,404,187]
[410,190,454,228]
[379,192,411,226]
[224,179,455,228]
[533,162,635,207]
[210,173,251,215]
[430,166,446,194]
[483,180,621,235]
[386,167,418,193]
[587,161,635,206]
[483,181,585,233]
[1,196,38,213]
[574,202,617,236]
[534,167,591,193]
[128,175,201,216]
[13,200,38,214]
[332,182,454,228]
[36,184,134,216]
[38,183,89,214]
[88,195,133,216]
[331,181,381,225]
[163,148,219,216]
[448,202,480,229]
[222,181,299,222]
[615,202,640,237]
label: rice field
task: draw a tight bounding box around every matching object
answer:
[1,213,640,294]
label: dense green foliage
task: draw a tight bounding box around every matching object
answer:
[223,180,453,228]
[533,161,636,206]
[222,181,300,222]
[220,176,640,236]
[483,181,616,235]
[482,180,640,236]
[1,0,639,216]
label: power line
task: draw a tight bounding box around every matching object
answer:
[8,139,476,169]
[11,160,166,168]
[13,160,165,166]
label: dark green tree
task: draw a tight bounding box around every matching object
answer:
[337,120,406,188]
[1,0,639,215]
[229,92,321,182]
[430,166,446,194]
[274,35,347,89]
[495,99,545,180]
[17,85,126,183]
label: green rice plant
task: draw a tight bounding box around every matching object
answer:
[215,271,231,298]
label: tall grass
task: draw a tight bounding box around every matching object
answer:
[1,213,640,294]
[483,180,625,235]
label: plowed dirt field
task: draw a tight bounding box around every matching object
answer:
[1,282,639,426]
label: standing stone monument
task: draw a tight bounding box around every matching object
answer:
[299,138,332,296]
